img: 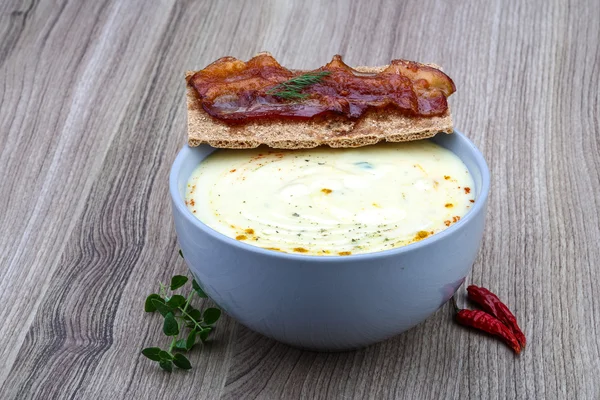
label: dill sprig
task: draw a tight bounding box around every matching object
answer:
[266,71,331,100]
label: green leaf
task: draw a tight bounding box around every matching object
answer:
[192,280,207,298]
[173,353,192,370]
[199,328,211,342]
[186,329,197,350]
[203,308,221,325]
[183,304,197,315]
[178,249,184,258]
[163,312,179,336]
[141,347,161,361]
[166,294,186,308]
[174,339,188,352]
[159,359,173,372]
[170,275,188,290]
[187,308,202,322]
[151,298,172,317]
[159,350,173,360]
[144,294,162,312]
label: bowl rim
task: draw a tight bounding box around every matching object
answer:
[169,130,490,263]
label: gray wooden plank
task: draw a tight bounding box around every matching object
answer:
[0,0,598,398]
[0,0,177,394]
[219,0,600,399]
[2,0,278,398]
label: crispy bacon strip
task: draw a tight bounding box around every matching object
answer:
[188,54,455,122]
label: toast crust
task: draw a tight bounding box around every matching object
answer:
[186,64,453,149]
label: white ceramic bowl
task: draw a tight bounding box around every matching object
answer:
[170,131,489,350]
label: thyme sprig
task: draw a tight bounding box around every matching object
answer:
[141,250,221,372]
[266,71,331,100]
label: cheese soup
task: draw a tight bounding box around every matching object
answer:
[185,141,475,256]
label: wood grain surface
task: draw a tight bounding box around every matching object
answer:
[0,0,598,398]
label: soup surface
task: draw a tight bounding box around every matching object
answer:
[185,141,475,256]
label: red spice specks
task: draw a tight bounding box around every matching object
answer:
[464,187,471,194]
[414,231,429,241]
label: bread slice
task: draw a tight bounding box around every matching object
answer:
[186,64,453,149]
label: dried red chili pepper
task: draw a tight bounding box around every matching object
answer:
[467,285,526,348]
[455,308,522,354]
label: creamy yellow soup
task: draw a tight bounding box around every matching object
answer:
[185,141,475,256]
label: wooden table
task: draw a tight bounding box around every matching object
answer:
[1,0,599,398]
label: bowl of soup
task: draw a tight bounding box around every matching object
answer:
[169,130,489,351]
